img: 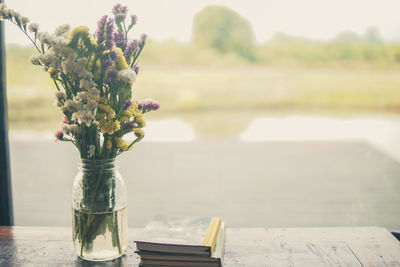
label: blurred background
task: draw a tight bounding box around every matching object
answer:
[5,0,400,229]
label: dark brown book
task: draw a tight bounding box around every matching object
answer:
[140,258,221,267]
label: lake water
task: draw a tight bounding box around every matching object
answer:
[8,115,400,228]
[10,115,400,162]
[241,115,400,163]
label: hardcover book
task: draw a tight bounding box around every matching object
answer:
[135,214,225,258]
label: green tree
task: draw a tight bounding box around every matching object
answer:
[192,5,256,60]
[364,26,383,45]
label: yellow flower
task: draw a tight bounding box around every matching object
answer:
[97,103,120,134]
[98,104,107,111]
[115,137,130,151]
[136,114,146,127]
[98,104,115,118]
[122,101,146,127]
[66,26,97,50]
[124,109,133,118]
[119,115,129,122]
[114,120,121,130]
[97,97,108,104]
[133,128,144,138]
[87,55,101,79]
[106,140,112,150]
[66,26,89,44]
[47,67,56,74]
[94,69,101,80]
[100,120,120,135]
[96,112,106,124]
[88,34,97,47]
[87,54,95,70]
[123,100,141,119]
[113,47,130,70]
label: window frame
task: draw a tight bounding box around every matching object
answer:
[0,1,14,226]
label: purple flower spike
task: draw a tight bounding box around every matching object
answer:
[151,102,160,110]
[105,18,115,49]
[112,4,122,15]
[124,40,137,59]
[112,4,128,15]
[105,69,118,84]
[132,66,140,75]
[110,49,119,61]
[137,99,160,113]
[130,15,137,25]
[115,13,126,24]
[114,29,126,49]
[140,33,148,40]
[102,59,114,72]
[120,6,128,14]
[95,15,108,51]
[123,99,133,110]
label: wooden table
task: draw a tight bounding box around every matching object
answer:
[1,226,400,266]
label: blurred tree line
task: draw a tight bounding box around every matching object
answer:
[140,5,400,66]
[7,5,400,66]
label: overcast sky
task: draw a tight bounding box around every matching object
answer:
[4,0,400,45]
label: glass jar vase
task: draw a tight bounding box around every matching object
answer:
[72,159,128,261]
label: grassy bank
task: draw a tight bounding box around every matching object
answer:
[6,45,400,136]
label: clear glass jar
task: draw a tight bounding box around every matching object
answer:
[72,159,128,261]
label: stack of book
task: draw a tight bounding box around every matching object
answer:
[135,214,226,267]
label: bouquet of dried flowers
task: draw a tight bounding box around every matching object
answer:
[0,3,159,260]
[0,3,159,159]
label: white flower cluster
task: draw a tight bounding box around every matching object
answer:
[62,93,98,127]
[55,91,66,100]
[29,32,74,73]
[28,23,39,33]
[118,69,136,83]
[63,57,93,81]
[68,83,99,127]
[0,4,29,28]
[54,91,66,107]
[0,3,100,129]
[62,123,79,135]
[29,28,100,128]
[88,145,96,158]
[54,24,70,37]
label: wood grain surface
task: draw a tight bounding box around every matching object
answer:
[0,226,399,266]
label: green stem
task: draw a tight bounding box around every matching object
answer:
[80,214,84,257]
[122,22,128,43]
[9,20,41,53]
[113,211,122,254]
[53,80,61,91]
[130,41,145,68]
[128,134,144,149]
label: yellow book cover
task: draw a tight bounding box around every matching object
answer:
[202,217,221,254]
